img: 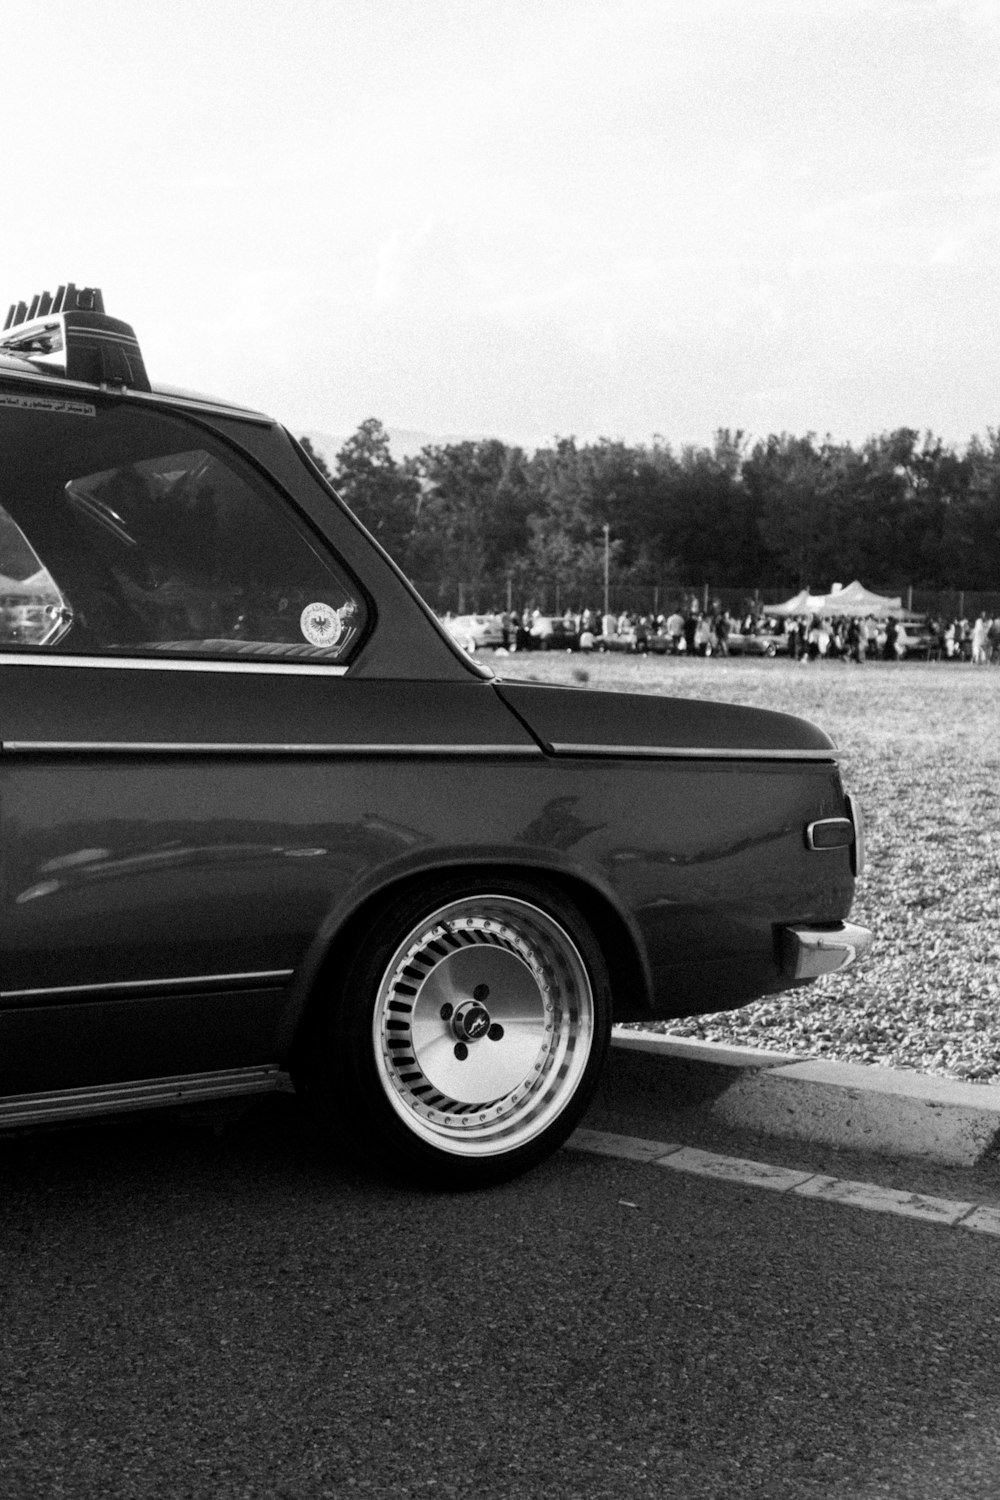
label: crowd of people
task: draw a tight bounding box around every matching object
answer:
[498,605,1000,662]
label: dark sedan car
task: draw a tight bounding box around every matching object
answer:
[0,285,871,1187]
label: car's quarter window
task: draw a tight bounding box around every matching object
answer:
[0,504,72,647]
[0,400,365,661]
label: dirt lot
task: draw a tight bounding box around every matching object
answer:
[492,651,1000,1082]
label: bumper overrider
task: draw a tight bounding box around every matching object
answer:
[778,922,873,981]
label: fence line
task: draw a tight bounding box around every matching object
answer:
[413,579,1000,620]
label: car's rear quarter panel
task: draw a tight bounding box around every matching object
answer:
[1,666,854,1091]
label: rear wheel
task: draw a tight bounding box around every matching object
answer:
[296,879,611,1188]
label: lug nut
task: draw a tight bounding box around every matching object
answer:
[454,1042,469,1061]
[440,1003,454,1021]
[488,1024,505,1041]
[473,984,490,1001]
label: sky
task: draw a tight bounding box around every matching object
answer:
[6,0,1000,454]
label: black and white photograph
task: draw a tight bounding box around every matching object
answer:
[2,2,999,1496]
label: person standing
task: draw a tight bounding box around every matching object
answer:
[988,616,1000,665]
[883,617,898,661]
[972,613,990,665]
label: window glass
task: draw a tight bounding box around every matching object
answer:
[0,506,72,646]
[0,402,364,660]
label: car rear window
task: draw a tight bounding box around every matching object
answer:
[0,400,365,661]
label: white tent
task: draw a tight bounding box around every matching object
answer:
[764,587,829,617]
[819,580,902,617]
[764,580,903,618]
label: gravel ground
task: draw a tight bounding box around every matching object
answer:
[493,652,1000,1083]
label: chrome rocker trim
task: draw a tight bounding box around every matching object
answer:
[779,921,873,980]
[0,1065,283,1129]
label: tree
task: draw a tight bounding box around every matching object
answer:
[330,419,421,568]
[411,440,535,609]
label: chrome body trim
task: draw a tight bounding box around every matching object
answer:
[779,921,873,980]
[2,741,544,757]
[1,970,293,1003]
[0,652,349,676]
[550,743,837,762]
[0,1066,282,1129]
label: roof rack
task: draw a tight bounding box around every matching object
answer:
[1,283,150,392]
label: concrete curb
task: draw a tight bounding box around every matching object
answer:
[602,1029,1000,1167]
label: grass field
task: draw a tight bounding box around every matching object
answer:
[491,651,1000,1082]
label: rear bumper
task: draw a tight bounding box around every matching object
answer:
[778,922,873,980]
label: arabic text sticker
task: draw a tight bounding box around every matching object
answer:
[0,393,96,416]
[300,602,343,648]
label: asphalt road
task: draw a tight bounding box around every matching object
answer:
[3,1097,1000,1500]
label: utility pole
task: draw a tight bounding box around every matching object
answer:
[603,523,610,622]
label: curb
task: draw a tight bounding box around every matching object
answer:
[599,1029,1000,1167]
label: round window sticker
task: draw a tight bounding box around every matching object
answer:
[300,602,344,649]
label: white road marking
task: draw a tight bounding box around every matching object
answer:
[565,1128,1000,1236]
[660,1145,817,1193]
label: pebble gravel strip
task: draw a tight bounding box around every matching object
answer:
[566,1127,1000,1235]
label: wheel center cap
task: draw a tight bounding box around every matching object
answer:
[452,999,492,1043]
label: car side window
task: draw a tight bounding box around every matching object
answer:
[0,402,365,661]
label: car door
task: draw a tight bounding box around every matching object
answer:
[0,393,532,1102]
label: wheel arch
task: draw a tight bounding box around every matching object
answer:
[281,860,653,1060]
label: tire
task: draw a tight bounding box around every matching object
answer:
[296,878,612,1188]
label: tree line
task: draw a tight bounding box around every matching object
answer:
[300,420,1000,615]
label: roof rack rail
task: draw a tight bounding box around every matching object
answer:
[0,284,150,391]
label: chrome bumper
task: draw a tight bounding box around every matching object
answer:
[779,921,873,980]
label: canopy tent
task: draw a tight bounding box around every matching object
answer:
[819,580,902,616]
[764,580,904,618]
[764,587,830,617]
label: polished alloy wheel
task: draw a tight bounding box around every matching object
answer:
[372,894,596,1159]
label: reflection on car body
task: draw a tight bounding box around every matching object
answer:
[0,284,872,1188]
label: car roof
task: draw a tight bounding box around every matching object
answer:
[1,283,271,424]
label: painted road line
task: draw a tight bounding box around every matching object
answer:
[958,1206,1000,1236]
[565,1128,1000,1236]
[794,1174,974,1227]
[658,1145,817,1193]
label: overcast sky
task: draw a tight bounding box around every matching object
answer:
[7,0,1000,452]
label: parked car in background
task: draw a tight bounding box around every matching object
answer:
[726,623,790,658]
[596,626,647,653]
[527,615,580,650]
[0,283,871,1189]
[442,612,505,652]
[892,620,938,660]
[870,619,937,659]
